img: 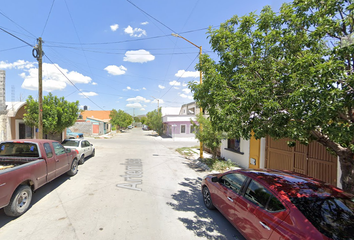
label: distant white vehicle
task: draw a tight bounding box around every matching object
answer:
[128,125,133,129]
[62,139,95,164]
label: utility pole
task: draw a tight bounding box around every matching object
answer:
[33,38,43,139]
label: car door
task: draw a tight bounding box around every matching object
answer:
[81,140,91,156]
[52,142,70,176]
[238,179,289,240]
[43,143,56,182]
[212,173,248,224]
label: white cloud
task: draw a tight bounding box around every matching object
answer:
[182,82,188,87]
[20,63,91,92]
[79,92,98,97]
[92,82,97,85]
[179,94,193,99]
[142,87,146,90]
[0,60,35,69]
[182,88,191,94]
[169,80,181,86]
[127,96,150,103]
[140,108,146,111]
[174,87,179,90]
[152,99,164,104]
[175,70,199,78]
[127,103,142,108]
[110,24,119,31]
[141,21,149,25]
[104,65,127,75]
[127,86,131,90]
[124,25,146,37]
[123,49,155,63]
[158,85,165,89]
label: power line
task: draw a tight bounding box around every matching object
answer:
[44,27,212,46]
[41,0,56,37]
[0,45,28,52]
[0,26,34,47]
[126,0,176,33]
[0,10,36,38]
[160,53,199,99]
[45,55,105,110]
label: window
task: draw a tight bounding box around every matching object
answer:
[52,142,66,156]
[190,125,195,133]
[181,125,186,134]
[220,173,247,194]
[244,180,285,211]
[227,138,241,153]
[44,143,53,158]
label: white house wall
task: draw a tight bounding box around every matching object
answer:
[221,138,250,169]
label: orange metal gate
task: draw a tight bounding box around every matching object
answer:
[266,137,337,185]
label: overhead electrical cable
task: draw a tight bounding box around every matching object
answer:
[160,53,199,99]
[0,10,36,38]
[44,26,213,46]
[45,55,105,110]
[41,0,56,37]
[0,26,34,47]
[0,45,28,52]
[126,0,176,33]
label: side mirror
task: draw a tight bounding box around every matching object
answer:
[211,177,219,182]
[65,148,72,153]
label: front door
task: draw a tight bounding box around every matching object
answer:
[52,142,70,176]
[249,131,260,169]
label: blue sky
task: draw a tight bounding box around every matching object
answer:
[0,0,289,116]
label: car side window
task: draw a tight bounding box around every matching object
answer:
[52,142,66,156]
[244,180,285,211]
[220,173,247,194]
[81,141,85,148]
[43,143,53,158]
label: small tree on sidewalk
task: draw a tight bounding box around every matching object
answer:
[146,107,163,135]
[109,109,132,130]
[23,93,79,135]
[191,113,224,159]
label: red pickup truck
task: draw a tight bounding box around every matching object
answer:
[0,139,78,217]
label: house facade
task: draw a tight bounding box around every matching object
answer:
[220,135,343,189]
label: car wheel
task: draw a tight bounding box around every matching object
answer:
[91,149,95,157]
[4,185,33,217]
[67,158,78,176]
[202,186,215,210]
[78,155,85,165]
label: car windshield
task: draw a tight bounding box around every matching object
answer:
[62,140,79,147]
[291,196,354,240]
[0,142,39,157]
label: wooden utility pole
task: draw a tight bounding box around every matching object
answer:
[33,38,43,139]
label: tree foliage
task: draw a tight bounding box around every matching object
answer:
[191,114,224,159]
[140,116,147,125]
[23,93,79,134]
[146,108,163,134]
[190,0,354,193]
[109,109,132,129]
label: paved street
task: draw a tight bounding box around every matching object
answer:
[0,129,244,240]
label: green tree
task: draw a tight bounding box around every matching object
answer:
[109,109,132,129]
[140,116,147,125]
[146,108,163,134]
[190,1,354,193]
[23,93,79,134]
[134,116,140,123]
[191,114,224,159]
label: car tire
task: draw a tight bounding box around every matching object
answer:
[202,186,215,210]
[91,149,95,157]
[79,155,85,165]
[67,158,78,176]
[4,185,33,217]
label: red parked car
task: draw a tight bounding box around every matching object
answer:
[201,169,354,240]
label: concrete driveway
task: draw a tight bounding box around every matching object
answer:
[0,128,244,240]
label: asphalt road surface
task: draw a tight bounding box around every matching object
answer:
[0,128,245,240]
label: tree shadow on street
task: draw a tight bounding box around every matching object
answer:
[167,177,245,240]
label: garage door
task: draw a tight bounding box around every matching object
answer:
[266,137,337,185]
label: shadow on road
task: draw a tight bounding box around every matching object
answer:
[0,173,72,227]
[167,177,245,240]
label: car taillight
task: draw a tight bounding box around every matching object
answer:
[75,149,79,154]
[76,135,79,138]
